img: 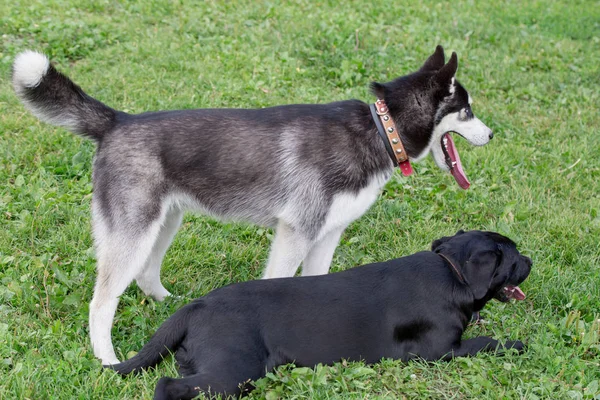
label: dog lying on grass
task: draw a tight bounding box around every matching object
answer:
[108,230,531,399]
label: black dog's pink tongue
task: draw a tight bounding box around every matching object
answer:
[444,133,470,190]
[504,286,526,300]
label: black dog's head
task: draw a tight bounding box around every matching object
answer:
[431,230,532,304]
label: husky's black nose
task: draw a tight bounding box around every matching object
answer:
[488,131,494,140]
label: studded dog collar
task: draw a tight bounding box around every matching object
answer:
[369,99,413,176]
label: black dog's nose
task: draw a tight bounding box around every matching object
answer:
[523,256,532,267]
[489,131,494,140]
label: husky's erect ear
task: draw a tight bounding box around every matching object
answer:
[420,45,446,72]
[434,52,458,85]
[370,82,386,98]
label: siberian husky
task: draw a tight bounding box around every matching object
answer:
[12,46,493,364]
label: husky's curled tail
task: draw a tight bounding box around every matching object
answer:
[12,51,119,141]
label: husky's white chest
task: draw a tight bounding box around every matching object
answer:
[318,172,390,239]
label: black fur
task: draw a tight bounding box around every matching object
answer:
[108,231,532,399]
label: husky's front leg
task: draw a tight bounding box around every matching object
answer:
[262,220,312,279]
[301,228,345,276]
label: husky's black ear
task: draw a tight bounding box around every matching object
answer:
[370,82,386,98]
[434,52,458,85]
[420,45,445,72]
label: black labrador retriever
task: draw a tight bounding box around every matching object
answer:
[108,230,532,399]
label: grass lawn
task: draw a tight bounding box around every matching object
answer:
[1,0,599,398]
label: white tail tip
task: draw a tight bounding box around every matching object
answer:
[13,50,50,89]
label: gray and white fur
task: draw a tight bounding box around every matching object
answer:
[12,46,493,365]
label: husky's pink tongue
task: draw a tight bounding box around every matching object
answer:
[443,133,470,190]
[503,286,526,301]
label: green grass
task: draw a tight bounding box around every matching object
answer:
[1,0,600,398]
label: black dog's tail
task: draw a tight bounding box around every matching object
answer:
[106,305,193,375]
[12,51,120,141]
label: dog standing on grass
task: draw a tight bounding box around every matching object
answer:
[12,46,493,364]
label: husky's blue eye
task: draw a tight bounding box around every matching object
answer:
[462,107,473,120]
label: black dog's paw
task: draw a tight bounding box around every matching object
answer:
[503,340,526,354]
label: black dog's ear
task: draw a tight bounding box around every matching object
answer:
[431,235,452,251]
[420,45,446,72]
[463,250,499,299]
[370,82,386,98]
[431,230,466,251]
[434,52,458,85]
[487,244,519,292]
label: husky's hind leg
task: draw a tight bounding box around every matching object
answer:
[89,196,168,365]
[136,207,184,300]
